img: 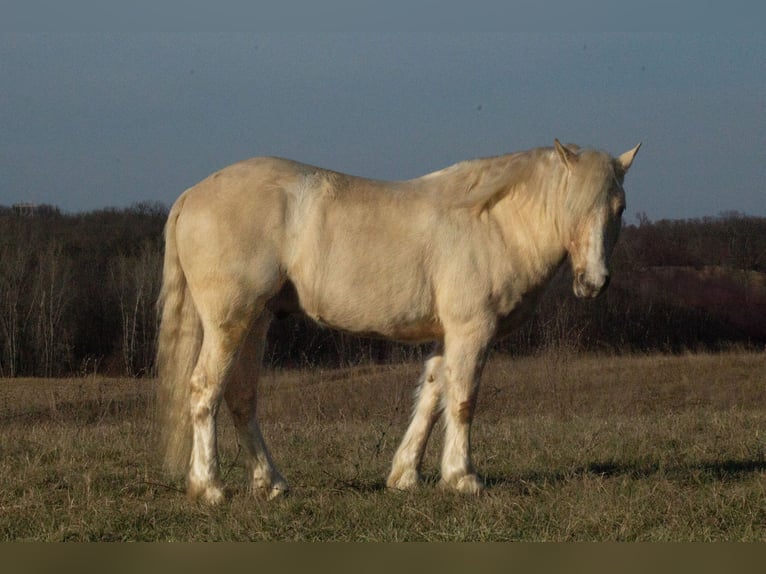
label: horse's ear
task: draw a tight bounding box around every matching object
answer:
[617,143,642,173]
[554,139,578,169]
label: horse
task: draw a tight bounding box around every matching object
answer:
[156,139,640,503]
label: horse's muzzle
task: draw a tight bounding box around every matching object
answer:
[573,272,610,299]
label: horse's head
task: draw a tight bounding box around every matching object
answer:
[555,139,641,299]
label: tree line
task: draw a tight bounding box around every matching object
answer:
[0,202,164,377]
[0,204,764,378]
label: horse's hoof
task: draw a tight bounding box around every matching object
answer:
[252,475,290,500]
[188,481,226,505]
[265,480,290,500]
[439,473,485,495]
[386,468,421,491]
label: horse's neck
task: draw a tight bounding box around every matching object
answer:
[411,150,571,281]
[488,158,572,285]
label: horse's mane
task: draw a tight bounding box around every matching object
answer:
[415,147,561,212]
[418,145,617,226]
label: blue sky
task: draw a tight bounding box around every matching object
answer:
[1,33,764,221]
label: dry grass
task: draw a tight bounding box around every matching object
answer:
[1,351,765,541]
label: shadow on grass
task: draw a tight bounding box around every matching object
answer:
[485,457,766,491]
[586,459,766,480]
[320,472,388,494]
[313,457,766,496]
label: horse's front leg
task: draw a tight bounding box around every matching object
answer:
[439,320,494,494]
[387,344,444,490]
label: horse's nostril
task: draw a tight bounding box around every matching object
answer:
[602,274,611,290]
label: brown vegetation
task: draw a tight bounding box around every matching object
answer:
[618,266,766,339]
[1,351,764,540]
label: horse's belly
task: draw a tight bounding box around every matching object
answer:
[293,278,442,343]
[313,312,444,343]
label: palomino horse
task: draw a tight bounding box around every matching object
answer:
[156,139,640,503]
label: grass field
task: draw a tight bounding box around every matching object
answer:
[1,351,765,541]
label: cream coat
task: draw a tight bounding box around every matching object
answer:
[156,140,640,503]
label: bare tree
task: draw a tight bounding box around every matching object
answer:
[0,243,33,377]
[109,242,162,376]
[30,241,73,377]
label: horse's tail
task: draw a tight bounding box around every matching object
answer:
[155,192,201,477]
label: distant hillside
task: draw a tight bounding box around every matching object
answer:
[0,206,764,376]
[618,266,766,341]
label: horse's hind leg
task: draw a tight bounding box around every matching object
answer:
[387,345,444,490]
[187,318,252,504]
[225,311,289,500]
